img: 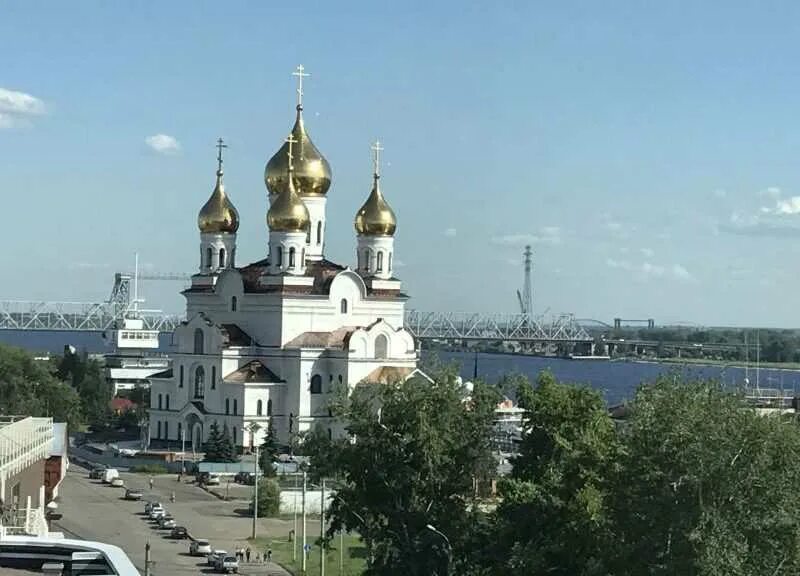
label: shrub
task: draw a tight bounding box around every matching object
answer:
[252,478,281,517]
[130,464,169,474]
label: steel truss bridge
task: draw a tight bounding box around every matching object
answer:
[0,303,593,345]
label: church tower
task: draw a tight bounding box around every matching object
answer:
[197,138,239,273]
[355,141,397,281]
[265,65,331,263]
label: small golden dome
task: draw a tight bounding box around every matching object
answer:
[267,170,311,233]
[198,169,239,233]
[265,107,332,197]
[355,174,397,236]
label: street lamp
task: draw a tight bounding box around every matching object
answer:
[426,524,452,576]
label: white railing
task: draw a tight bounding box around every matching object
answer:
[0,417,53,478]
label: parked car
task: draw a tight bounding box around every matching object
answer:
[110,477,124,487]
[197,472,210,484]
[88,466,105,480]
[102,468,120,484]
[170,526,188,539]
[144,501,160,514]
[125,488,143,501]
[205,474,221,486]
[218,555,239,573]
[207,550,227,566]
[158,516,176,530]
[190,539,212,556]
[233,471,247,484]
[149,506,166,520]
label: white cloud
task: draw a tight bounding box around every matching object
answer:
[772,197,800,215]
[640,247,655,258]
[145,134,181,154]
[672,264,692,281]
[606,258,692,282]
[0,88,46,128]
[758,186,782,199]
[491,227,561,246]
[443,227,457,237]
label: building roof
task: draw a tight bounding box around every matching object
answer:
[109,398,136,413]
[224,360,283,384]
[219,323,255,347]
[150,368,173,379]
[284,327,357,350]
[359,365,417,384]
[191,401,209,415]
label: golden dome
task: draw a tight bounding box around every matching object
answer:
[265,107,332,197]
[267,169,311,233]
[355,174,397,236]
[198,169,239,234]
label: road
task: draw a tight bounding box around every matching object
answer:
[53,467,291,575]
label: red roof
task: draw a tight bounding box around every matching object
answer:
[109,397,136,412]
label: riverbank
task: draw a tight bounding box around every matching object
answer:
[654,357,800,372]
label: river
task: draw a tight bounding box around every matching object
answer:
[2,330,798,405]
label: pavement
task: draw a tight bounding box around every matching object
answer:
[53,467,293,575]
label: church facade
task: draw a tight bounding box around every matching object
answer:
[148,67,418,451]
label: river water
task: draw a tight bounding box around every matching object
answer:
[2,330,798,406]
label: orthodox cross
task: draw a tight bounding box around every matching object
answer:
[292,64,310,108]
[371,140,384,177]
[216,137,227,172]
[286,134,297,171]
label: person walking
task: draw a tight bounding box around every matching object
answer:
[148,476,154,491]
[245,547,251,562]
[267,548,272,564]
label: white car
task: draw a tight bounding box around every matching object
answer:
[205,474,221,486]
[207,550,227,566]
[110,477,124,487]
[219,555,239,573]
[190,539,212,556]
[149,507,165,520]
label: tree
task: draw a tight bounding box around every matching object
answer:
[307,369,500,576]
[55,349,111,432]
[0,344,83,428]
[607,377,800,576]
[487,371,619,575]
[252,478,281,516]
[219,422,239,463]
[203,422,224,462]
[259,419,278,477]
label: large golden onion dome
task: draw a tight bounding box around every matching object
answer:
[198,167,239,234]
[267,167,311,233]
[265,106,332,197]
[355,173,397,236]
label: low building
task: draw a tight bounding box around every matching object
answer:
[43,423,68,503]
[0,416,54,537]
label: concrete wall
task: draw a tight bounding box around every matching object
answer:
[279,489,333,515]
[2,459,45,509]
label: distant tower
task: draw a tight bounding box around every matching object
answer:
[516,245,533,317]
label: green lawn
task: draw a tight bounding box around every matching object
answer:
[249,533,366,575]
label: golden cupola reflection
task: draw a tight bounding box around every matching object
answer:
[198,143,239,233]
[267,165,311,233]
[355,174,397,236]
[265,107,332,197]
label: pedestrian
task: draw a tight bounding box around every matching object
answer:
[267,548,272,563]
[148,476,154,490]
[246,547,251,562]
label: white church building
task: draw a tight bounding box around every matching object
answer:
[148,68,418,452]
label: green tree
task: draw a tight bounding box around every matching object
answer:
[0,344,83,428]
[258,418,278,477]
[203,422,224,461]
[55,350,111,432]
[252,477,281,516]
[607,377,800,576]
[308,370,499,576]
[488,371,619,575]
[219,422,239,463]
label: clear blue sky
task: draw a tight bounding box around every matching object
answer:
[3,1,800,327]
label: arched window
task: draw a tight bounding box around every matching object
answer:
[357,250,362,270]
[310,374,322,394]
[306,227,311,244]
[340,299,348,314]
[158,394,163,410]
[231,296,237,311]
[164,421,169,440]
[375,334,388,359]
[233,399,238,415]
[219,247,226,268]
[257,400,263,416]
[206,247,213,268]
[193,329,204,355]
[301,248,305,263]
[232,426,237,446]
[388,253,393,272]
[225,398,230,415]
[316,221,322,245]
[157,421,162,439]
[231,248,236,267]
[328,428,332,440]
[289,247,296,267]
[179,365,184,388]
[177,422,182,443]
[267,399,273,416]
[211,366,216,390]
[365,249,371,272]
[276,246,283,268]
[194,366,205,398]
[165,394,170,411]
[376,252,384,272]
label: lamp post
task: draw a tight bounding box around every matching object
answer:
[426,524,452,576]
[248,422,262,540]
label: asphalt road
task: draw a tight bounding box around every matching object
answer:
[53,467,290,575]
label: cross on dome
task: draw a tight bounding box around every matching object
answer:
[286,133,297,171]
[216,137,227,173]
[292,64,310,109]
[371,140,384,177]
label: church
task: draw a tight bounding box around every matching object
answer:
[148,66,418,452]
